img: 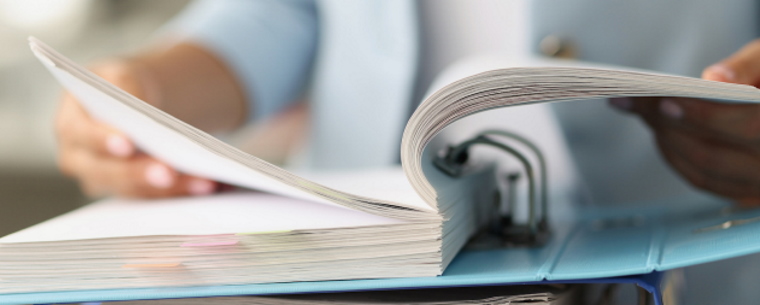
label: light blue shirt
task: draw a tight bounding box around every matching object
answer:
[164,0,319,122]
[166,0,417,170]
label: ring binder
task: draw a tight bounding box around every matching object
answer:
[433,131,550,247]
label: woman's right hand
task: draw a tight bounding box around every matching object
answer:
[55,60,218,198]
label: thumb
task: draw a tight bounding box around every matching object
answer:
[703,40,760,86]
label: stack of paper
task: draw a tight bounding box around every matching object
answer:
[4,38,497,294]
[0,190,453,293]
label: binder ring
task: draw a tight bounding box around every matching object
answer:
[434,130,549,247]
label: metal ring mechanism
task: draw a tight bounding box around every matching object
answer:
[434,130,550,248]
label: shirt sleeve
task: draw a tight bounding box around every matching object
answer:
[161,0,319,122]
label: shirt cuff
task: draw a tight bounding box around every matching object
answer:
[159,0,318,122]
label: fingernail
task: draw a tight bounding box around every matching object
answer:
[659,99,684,119]
[145,163,174,189]
[705,64,736,82]
[106,134,134,157]
[188,179,215,196]
[609,97,633,111]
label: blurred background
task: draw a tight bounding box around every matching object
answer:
[0,0,189,236]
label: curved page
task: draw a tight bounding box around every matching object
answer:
[29,37,437,220]
[402,66,760,208]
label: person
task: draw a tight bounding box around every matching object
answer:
[54,0,760,302]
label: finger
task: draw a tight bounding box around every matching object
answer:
[703,39,760,86]
[136,161,219,198]
[649,97,760,143]
[621,95,760,143]
[608,96,663,117]
[72,150,217,198]
[610,95,760,143]
[608,97,635,112]
[76,121,136,158]
[657,126,760,184]
[127,159,217,198]
[655,130,760,199]
[738,198,760,207]
[57,96,137,158]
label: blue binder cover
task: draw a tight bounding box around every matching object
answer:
[0,253,670,305]
[0,194,754,305]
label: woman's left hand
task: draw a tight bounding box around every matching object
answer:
[610,39,760,205]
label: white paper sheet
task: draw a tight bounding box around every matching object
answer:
[41,58,348,209]
[0,192,404,243]
[30,39,436,216]
[295,167,433,211]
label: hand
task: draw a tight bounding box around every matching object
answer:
[610,39,760,205]
[55,60,218,198]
